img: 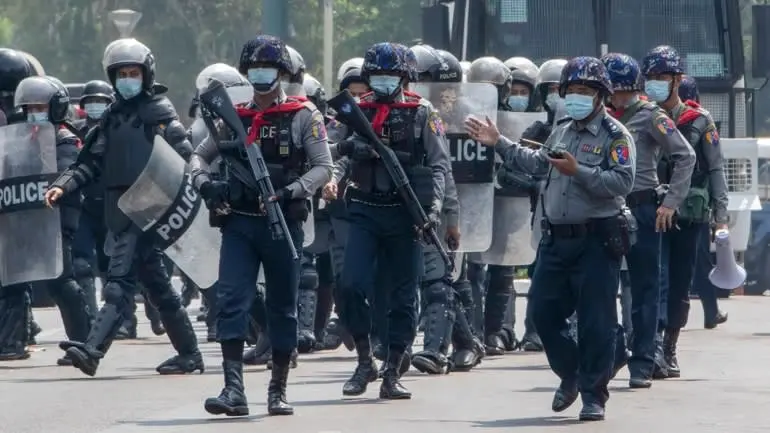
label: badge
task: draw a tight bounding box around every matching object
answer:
[655,115,676,136]
[705,126,720,147]
[610,139,630,165]
[428,110,445,135]
[580,144,601,154]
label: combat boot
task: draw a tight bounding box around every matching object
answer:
[114,314,137,340]
[28,318,41,346]
[0,295,32,361]
[450,310,485,372]
[520,331,544,352]
[204,360,249,416]
[326,318,355,351]
[379,351,411,400]
[244,332,272,365]
[54,280,93,365]
[144,302,166,336]
[155,308,204,375]
[267,353,294,415]
[484,332,506,356]
[343,337,378,396]
[296,289,318,354]
[266,350,298,370]
[412,302,454,374]
[61,303,124,376]
[663,328,681,378]
[652,331,670,379]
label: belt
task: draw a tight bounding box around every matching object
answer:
[346,186,401,206]
[626,189,658,208]
[546,221,598,239]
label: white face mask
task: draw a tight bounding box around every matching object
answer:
[84,102,107,119]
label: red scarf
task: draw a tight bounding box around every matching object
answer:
[357,91,421,136]
[676,100,701,126]
[236,98,306,145]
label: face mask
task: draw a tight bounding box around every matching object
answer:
[115,77,143,99]
[27,112,48,124]
[84,102,107,119]
[368,75,401,97]
[564,94,596,121]
[247,68,280,95]
[506,95,529,112]
[545,93,562,112]
[645,80,671,102]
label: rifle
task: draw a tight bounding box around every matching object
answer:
[198,78,299,260]
[327,89,452,270]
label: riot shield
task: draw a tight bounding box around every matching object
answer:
[118,135,221,288]
[304,197,330,254]
[412,82,497,252]
[0,123,62,285]
[472,111,547,266]
[303,200,315,248]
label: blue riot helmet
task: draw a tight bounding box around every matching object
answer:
[504,56,539,111]
[14,76,70,124]
[361,42,417,100]
[558,56,612,121]
[467,56,513,110]
[601,53,642,109]
[641,45,684,103]
[238,34,293,95]
[102,38,156,100]
[678,74,700,103]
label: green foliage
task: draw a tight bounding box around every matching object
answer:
[0,0,417,120]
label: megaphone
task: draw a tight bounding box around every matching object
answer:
[708,229,747,290]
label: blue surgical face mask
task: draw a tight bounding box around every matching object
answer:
[645,80,671,102]
[506,95,529,112]
[27,111,48,124]
[564,94,596,121]
[84,102,107,120]
[368,75,401,97]
[115,77,143,99]
[546,93,563,112]
[247,68,280,94]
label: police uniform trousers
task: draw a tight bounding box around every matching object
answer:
[531,226,620,407]
[0,283,32,359]
[691,223,720,323]
[659,221,704,330]
[624,202,662,378]
[314,251,335,336]
[216,213,302,354]
[72,197,108,314]
[338,200,422,355]
[48,228,93,343]
[467,263,515,338]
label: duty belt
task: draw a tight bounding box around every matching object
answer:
[346,186,401,207]
[543,218,612,239]
[626,189,658,208]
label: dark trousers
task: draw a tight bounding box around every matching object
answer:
[338,201,421,354]
[216,214,303,353]
[531,231,620,407]
[48,232,92,342]
[692,224,720,321]
[660,221,704,330]
[624,203,661,378]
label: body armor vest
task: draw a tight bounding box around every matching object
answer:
[102,109,155,189]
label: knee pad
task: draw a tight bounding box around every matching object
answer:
[73,257,93,279]
[102,281,132,308]
[300,264,319,292]
[146,287,182,312]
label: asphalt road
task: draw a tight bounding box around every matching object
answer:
[1,296,768,433]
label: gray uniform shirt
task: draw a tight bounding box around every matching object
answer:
[495,107,636,224]
[622,100,695,209]
[190,90,333,199]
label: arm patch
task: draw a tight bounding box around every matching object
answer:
[609,138,631,166]
[655,114,677,136]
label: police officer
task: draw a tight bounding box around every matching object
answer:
[14,76,93,366]
[642,46,729,377]
[467,56,635,421]
[407,43,477,374]
[283,45,306,96]
[678,75,728,329]
[191,35,332,417]
[465,56,527,355]
[602,52,695,388]
[0,49,43,360]
[44,38,202,377]
[336,42,450,399]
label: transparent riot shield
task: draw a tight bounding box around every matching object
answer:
[0,123,62,285]
[412,82,498,252]
[303,200,315,248]
[473,111,547,266]
[118,135,221,288]
[305,196,330,254]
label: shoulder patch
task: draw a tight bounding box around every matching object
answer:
[654,114,676,136]
[311,113,327,140]
[704,125,720,147]
[609,138,631,166]
[428,110,445,135]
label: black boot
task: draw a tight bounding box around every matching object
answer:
[267,354,294,415]
[155,308,204,375]
[326,318,355,351]
[28,317,41,346]
[520,331,544,352]
[204,360,249,416]
[144,301,166,336]
[266,350,298,370]
[0,292,31,361]
[296,289,317,354]
[180,276,199,308]
[343,337,378,396]
[244,332,272,365]
[663,328,681,378]
[450,305,484,372]
[53,279,93,348]
[411,302,453,374]
[379,351,411,400]
[60,303,124,376]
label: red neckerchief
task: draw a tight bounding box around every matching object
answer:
[357,90,421,136]
[676,100,701,126]
[236,97,306,145]
[610,95,649,119]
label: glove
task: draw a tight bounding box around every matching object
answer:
[199,181,230,213]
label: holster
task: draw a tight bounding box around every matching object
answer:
[597,214,632,260]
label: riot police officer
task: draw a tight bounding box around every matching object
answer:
[602,52,695,388]
[336,42,450,399]
[45,38,202,378]
[191,35,332,417]
[14,76,93,366]
[642,46,729,378]
[467,56,635,421]
[284,45,306,96]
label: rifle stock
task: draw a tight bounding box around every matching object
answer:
[199,78,299,260]
[327,90,452,269]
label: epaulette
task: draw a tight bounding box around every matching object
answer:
[602,115,624,139]
[556,117,572,125]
